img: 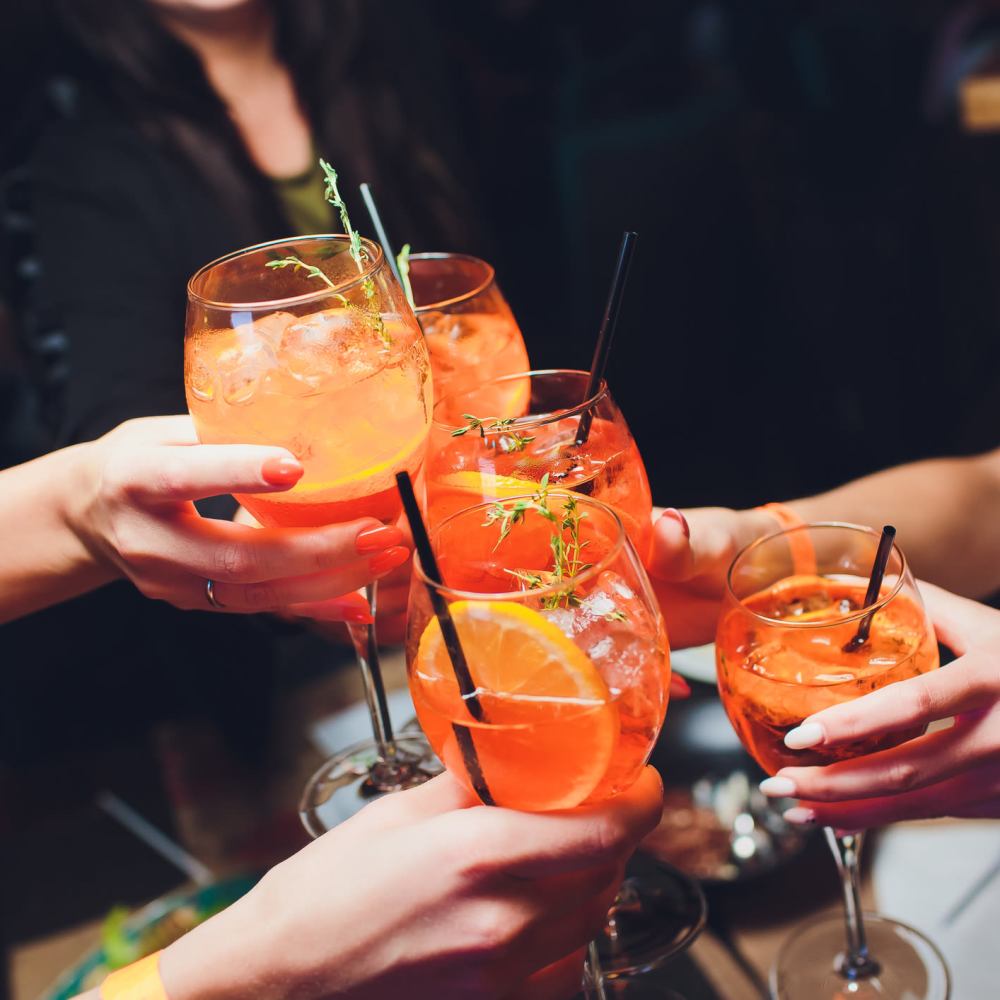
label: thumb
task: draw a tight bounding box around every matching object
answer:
[647,508,697,581]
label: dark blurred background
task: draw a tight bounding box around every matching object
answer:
[3,0,1000,986]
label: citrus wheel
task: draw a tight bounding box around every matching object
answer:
[411,600,619,811]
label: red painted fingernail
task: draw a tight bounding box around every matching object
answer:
[335,598,374,624]
[670,674,692,699]
[261,456,303,486]
[355,524,405,554]
[369,545,410,575]
[662,508,690,539]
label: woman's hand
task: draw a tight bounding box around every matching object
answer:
[761,583,1000,828]
[161,768,664,1000]
[67,416,410,621]
[647,505,777,649]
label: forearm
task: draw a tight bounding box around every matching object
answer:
[785,449,1000,597]
[0,443,116,623]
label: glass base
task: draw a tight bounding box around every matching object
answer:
[596,857,707,978]
[771,913,951,1000]
[299,731,442,838]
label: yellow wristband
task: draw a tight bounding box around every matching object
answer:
[757,503,817,575]
[100,953,169,1000]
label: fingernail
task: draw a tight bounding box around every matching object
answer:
[369,545,410,575]
[322,595,374,623]
[662,508,690,539]
[337,601,374,624]
[261,456,303,486]
[760,776,797,798]
[783,806,817,826]
[355,524,404,554]
[670,674,692,698]
[785,722,824,750]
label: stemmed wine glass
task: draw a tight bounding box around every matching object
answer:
[405,491,701,996]
[184,233,440,834]
[408,252,530,403]
[715,522,951,1000]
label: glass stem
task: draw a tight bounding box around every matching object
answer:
[347,582,396,760]
[586,941,609,1000]
[824,827,881,980]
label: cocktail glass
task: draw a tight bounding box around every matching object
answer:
[184,234,440,834]
[406,494,702,996]
[716,523,951,1000]
[408,252,530,405]
[428,369,653,558]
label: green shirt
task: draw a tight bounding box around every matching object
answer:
[273,159,334,236]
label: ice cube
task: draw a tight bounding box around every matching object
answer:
[235,310,295,348]
[186,357,215,402]
[275,308,374,391]
[217,332,277,406]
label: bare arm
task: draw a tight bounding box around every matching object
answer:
[788,448,1000,597]
[0,443,113,623]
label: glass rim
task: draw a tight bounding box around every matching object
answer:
[413,493,628,602]
[187,234,385,310]
[432,368,609,431]
[725,521,909,628]
[408,252,496,313]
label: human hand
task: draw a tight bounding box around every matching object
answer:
[66,416,410,620]
[760,583,1000,828]
[161,767,663,1000]
[647,505,778,649]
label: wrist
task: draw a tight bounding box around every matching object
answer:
[160,880,297,1000]
[57,440,115,575]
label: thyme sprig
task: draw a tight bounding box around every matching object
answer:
[262,160,392,349]
[486,475,593,609]
[319,159,364,271]
[451,413,535,453]
[266,256,340,294]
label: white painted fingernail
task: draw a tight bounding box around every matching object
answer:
[784,722,824,749]
[760,776,797,797]
[783,806,817,826]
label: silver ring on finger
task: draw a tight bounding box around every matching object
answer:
[205,578,226,610]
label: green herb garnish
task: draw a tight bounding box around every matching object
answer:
[262,161,391,349]
[451,413,535,453]
[486,476,593,609]
[265,256,339,292]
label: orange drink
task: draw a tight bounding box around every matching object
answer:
[717,574,939,775]
[427,369,653,558]
[409,253,529,405]
[713,522,948,1000]
[406,494,669,812]
[185,235,432,528]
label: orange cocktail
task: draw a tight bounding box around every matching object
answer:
[185,235,431,528]
[717,573,939,775]
[713,522,947,1000]
[427,369,653,558]
[409,252,529,405]
[406,494,669,812]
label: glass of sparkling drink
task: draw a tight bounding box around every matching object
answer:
[407,491,703,996]
[185,234,439,833]
[408,252,530,405]
[716,522,950,1000]
[428,369,653,559]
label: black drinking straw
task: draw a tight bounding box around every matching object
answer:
[843,525,897,652]
[395,472,495,806]
[359,182,404,287]
[575,230,638,446]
